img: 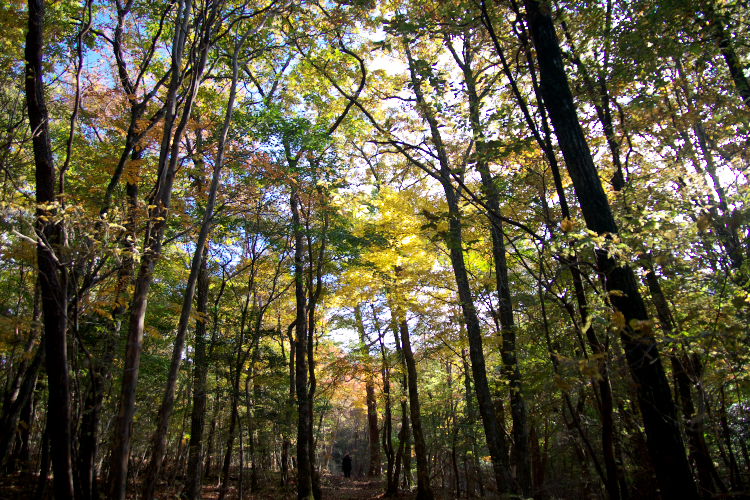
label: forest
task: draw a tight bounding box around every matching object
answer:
[0,0,749,498]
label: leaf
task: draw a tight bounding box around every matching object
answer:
[612,311,626,331]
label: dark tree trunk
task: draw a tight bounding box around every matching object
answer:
[378,315,396,496]
[388,304,411,492]
[184,252,210,500]
[34,426,51,500]
[703,0,750,108]
[481,16,625,494]
[77,369,102,500]
[204,406,218,479]
[24,1,74,497]
[644,263,725,496]
[107,0,195,497]
[510,17,626,495]
[461,349,484,498]
[522,2,697,497]
[141,8,224,497]
[718,386,743,490]
[452,37,531,495]
[354,304,381,477]
[218,283,254,500]
[397,310,434,500]
[292,188,314,500]
[0,341,44,468]
[404,41,515,495]
[282,320,296,487]
[13,384,36,471]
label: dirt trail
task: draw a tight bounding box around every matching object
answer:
[321,475,387,499]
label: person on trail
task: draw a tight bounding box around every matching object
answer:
[342,453,352,478]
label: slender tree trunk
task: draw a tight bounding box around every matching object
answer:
[204,405,218,480]
[388,302,410,493]
[452,37,531,495]
[522,2,697,497]
[0,282,41,463]
[378,323,396,496]
[282,321,296,487]
[0,341,44,468]
[218,287,253,500]
[404,41,515,495]
[481,13,625,495]
[718,386,743,490]
[12,383,36,471]
[292,187,314,500]
[446,363,461,498]
[643,262,725,496]
[397,307,434,500]
[24,1,74,497]
[461,349,484,498]
[141,9,228,498]
[107,0,195,496]
[34,426,51,500]
[354,304,381,477]
[184,252,210,500]
[518,19,626,495]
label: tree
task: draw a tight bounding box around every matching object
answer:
[521,1,698,497]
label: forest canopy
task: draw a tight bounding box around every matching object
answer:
[0,0,749,499]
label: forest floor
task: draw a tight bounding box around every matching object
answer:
[198,473,456,499]
[0,470,458,499]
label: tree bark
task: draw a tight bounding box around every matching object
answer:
[0,341,44,468]
[141,15,235,498]
[354,304,381,477]
[183,252,210,500]
[24,1,74,497]
[396,304,433,500]
[292,187,314,500]
[644,262,725,497]
[703,0,750,109]
[522,2,697,497]
[450,35,531,495]
[404,41,516,495]
[106,0,203,496]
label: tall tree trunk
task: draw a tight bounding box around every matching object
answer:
[396,304,434,500]
[378,317,396,496]
[141,17,236,498]
[718,386,743,490]
[522,2,697,497]
[34,426,51,500]
[479,13,626,495]
[218,282,253,500]
[404,41,516,495]
[107,0,195,496]
[292,187,314,500]
[204,405,218,480]
[0,341,44,468]
[282,320,296,486]
[24,1,74,497]
[184,252,210,500]
[388,300,410,493]
[643,262,725,496]
[450,35,531,495]
[461,349,485,498]
[354,304,381,477]
[75,151,138,500]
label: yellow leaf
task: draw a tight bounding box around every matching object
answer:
[612,311,626,331]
